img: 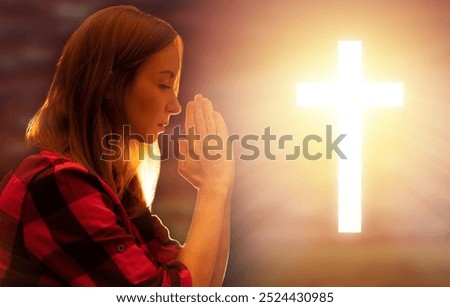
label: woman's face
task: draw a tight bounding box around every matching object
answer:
[123,40,182,143]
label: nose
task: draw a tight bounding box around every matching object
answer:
[166,97,182,115]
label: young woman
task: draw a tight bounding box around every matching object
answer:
[0,5,234,286]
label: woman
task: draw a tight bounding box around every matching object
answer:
[0,5,234,286]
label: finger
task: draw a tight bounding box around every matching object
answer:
[179,138,187,156]
[214,111,232,160]
[213,111,229,138]
[178,158,186,178]
[202,97,216,134]
[178,156,184,172]
[178,140,186,174]
[185,101,195,134]
[181,116,200,159]
[194,94,207,136]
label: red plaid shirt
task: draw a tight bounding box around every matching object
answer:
[0,150,191,286]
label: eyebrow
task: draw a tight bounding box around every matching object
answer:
[159,70,175,78]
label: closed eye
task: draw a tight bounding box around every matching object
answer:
[159,84,173,90]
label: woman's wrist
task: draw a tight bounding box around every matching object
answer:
[198,181,232,195]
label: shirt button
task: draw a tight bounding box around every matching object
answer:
[117,244,125,252]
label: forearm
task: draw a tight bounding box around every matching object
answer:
[177,185,229,286]
[209,191,231,286]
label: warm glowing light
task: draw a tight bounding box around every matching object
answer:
[137,143,161,209]
[297,41,403,233]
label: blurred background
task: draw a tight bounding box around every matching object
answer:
[1,0,449,286]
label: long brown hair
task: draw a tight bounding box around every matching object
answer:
[26,5,182,217]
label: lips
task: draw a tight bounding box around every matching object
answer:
[158,123,168,127]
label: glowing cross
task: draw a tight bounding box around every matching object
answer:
[296,41,403,233]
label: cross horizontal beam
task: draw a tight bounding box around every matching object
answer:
[296,40,404,233]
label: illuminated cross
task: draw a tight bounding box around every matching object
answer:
[296,41,403,233]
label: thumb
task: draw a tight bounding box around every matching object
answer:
[178,139,188,172]
[179,139,187,157]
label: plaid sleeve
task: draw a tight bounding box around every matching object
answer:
[132,209,184,264]
[22,165,191,286]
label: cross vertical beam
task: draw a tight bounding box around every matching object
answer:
[296,41,403,233]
